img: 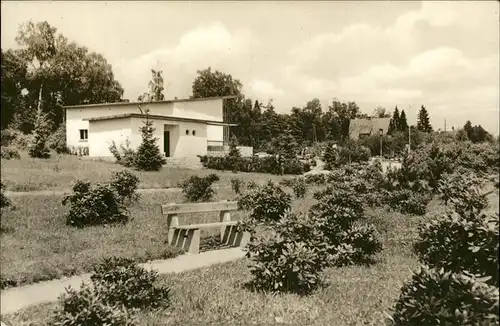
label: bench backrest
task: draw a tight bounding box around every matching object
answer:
[161,200,238,215]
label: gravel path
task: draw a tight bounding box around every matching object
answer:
[0,247,246,315]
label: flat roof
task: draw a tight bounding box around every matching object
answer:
[84,113,238,127]
[64,95,240,109]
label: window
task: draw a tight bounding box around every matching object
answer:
[192,130,196,136]
[79,129,88,141]
[185,129,190,135]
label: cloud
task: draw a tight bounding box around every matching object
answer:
[249,79,284,97]
[114,22,254,100]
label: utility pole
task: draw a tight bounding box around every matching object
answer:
[408,105,412,153]
[444,118,447,132]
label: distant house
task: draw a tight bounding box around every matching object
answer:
[348,117,391,140]
[64,96,237,158]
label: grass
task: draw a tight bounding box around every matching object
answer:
[2,204,422,326]
[0,187,245,289]
[1,152,288,192]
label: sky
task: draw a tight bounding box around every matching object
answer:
[1,1,499,134]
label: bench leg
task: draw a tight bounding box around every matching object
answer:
[219,210,231,242]
[185,229,201,254]
[235,231,250,248]
[169,229,182,247]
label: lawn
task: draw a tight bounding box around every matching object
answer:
[0,152,287,192]
[0,187,247,289]
[2,203,424,326]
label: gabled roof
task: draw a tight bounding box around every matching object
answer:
[64,95,239,109]
[84,113,238,127]
[349,117,391,138]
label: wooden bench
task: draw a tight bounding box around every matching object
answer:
[161,200,250,254]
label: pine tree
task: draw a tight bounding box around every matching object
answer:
[134,108,166,171]
[417,105,433,133]
[388,106,400,135]
[28,109,52,158]
[399,110,409,132]
[227,135,241,173]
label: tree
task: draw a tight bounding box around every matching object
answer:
[399,110,409,133]
[388,107,400,135]
[463,121,492,143]
[133,108,166,171]
[191,67,244,146]
[417,105,433,133]
[28,109,52,158]
[1,48,28,130]
[138,69,165,102]
[373,106,391,118]
[11,20,124,131]
[325,99,361,141]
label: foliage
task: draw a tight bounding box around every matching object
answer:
[230,178,243,194]
[238,181,291,225]
[180,174,220,202]
[109,139,136,168]
[392,267,499,326]
[438,171,488,216]
[323,141,370,169]
[47,123,69,153]
[8,21,123,132]
[62,180,129,228]
[227,135,242,173]
[416,105,433,133]
[245,213,332,294]
[1,146,21,160]
[90,257,171,310]
[413,211,499,287]
[109,170,140,204]
[51,284,135,326]
[334,224,383,266]
[291,177,308,198]
[200,155,308,175]
[133,111,166,171]
[463,120,493,143]
[386,189,432,216]
[138,69,165,102]
[1,181,11,209]
[28,110,52,158]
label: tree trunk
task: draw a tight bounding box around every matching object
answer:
[37,81,44,115]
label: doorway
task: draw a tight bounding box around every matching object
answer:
[163,131,170,157]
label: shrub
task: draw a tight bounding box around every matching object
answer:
[392,267,499,326]
[199,155,308,175]
[51,284,135,326]
[62,181,129,228]
[238,181,291,224]
[227,135,242,173]
[109,139,136,168]
[47,124,70,154]
[1,182,11,209]
[181,173,220,202]
[1,146,20,160]
[413,211,499,287]
[386,189,431,216]
[133,112,166,171]
[246,213,331,294]
[230,178,243,194]
[90,257,171,310]
[311,187,365,231]
[438,171,489,216]
[291,177,307,199]
[304,173,328,185]
[323,142,371,169]
[334,224,383,266]
[109,170,140,204]
[28,110,51,159]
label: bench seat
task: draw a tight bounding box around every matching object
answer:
[172,221,238,230]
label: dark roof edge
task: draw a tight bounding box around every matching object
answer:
[83,113,238,126]
[64,95,240,109]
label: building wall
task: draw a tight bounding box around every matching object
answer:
[66,102,175,150]
[88,118,132,157]
[128,117,208,158]
[172,98,223,121]
[66,99,225,149]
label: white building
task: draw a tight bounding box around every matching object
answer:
[64,96,237,158]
